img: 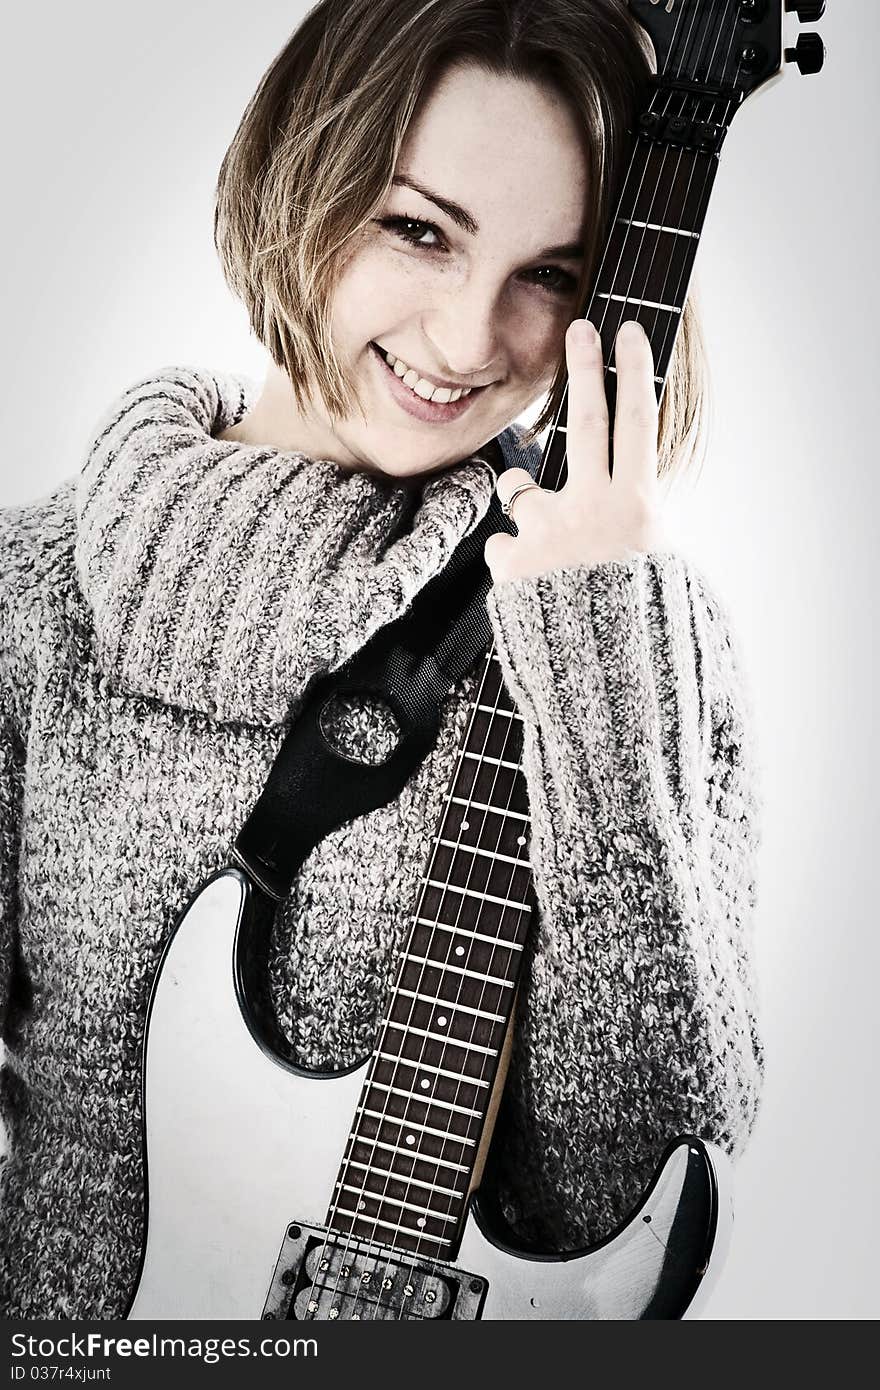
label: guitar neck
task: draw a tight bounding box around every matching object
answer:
[541,86,735,489]
[330,651,532,1258]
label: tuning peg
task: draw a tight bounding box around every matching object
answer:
[784,1,826,20]
[785,31,826,75]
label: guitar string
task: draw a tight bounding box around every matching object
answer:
[309,0,734,1320]
[342,4,729,1319]
[649,4,745,381]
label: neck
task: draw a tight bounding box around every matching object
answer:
[217,359,363,467]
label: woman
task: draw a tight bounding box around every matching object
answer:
[0,0,763,1319]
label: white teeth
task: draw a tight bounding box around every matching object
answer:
[381,346,473,404]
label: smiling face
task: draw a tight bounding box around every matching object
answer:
[235,61,590,478]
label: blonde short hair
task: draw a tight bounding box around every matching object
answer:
[214,0,707,474]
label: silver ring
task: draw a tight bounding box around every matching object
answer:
[500,480,541,519]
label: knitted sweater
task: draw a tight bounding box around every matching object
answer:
[0,366,764,1319]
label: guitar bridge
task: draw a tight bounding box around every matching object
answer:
[262,1221,487,1321]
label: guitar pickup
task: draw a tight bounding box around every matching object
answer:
[262,1221,487,1321]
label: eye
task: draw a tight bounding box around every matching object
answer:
[521,265,579,298]
[377,215,445,251]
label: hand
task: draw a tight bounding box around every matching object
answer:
[484,319,667,583]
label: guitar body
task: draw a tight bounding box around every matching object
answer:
[127,871,731,1321]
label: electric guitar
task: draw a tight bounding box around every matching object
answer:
[126,0,826,1321]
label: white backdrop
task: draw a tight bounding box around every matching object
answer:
[1,2,875,1319]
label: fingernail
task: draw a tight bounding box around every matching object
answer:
[617,319,646,343]
[569,319,598,347]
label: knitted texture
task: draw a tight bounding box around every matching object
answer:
[0,366,764,1317]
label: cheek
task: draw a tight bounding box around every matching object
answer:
[331,245,427,340]
[510,305,568,387]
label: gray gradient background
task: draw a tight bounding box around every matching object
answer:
[0,2,875,1319]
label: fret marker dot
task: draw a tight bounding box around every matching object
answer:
[405,1134,416,1145]
[436,1016,448,1027]
[420,1079,430,1089]
[461,821,469,830]
[454,946,465,956]
[358,1201,366,1211]
[417,1217,426,1227]
[517,835,526,845]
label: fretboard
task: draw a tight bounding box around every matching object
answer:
[325,88,734,1261]
[327,652,532,1258]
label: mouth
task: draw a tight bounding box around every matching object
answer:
[369,342,487,424]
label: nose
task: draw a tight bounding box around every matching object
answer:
[420,278,503,385]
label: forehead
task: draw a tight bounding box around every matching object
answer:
[398,62,589,239]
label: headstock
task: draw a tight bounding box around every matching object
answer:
[628,1,826,116]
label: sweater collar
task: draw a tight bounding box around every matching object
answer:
[74,365,519,726]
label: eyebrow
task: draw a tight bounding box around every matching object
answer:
[391,174,585,261]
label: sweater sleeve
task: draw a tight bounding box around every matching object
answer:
[483,549,764,1252]
[0,661,25,1172]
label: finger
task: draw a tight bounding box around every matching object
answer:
[496,467,545,528]
[564,318,610,493]
[484,530,516,581]
[612,320,659,487]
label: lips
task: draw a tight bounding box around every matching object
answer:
[370,342,484,424]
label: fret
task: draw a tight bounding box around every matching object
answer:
[350,1135,470,1175]
[463,751,521,771]
[360,1080,483,1143]
[356,1107,477,1147]
[403,954,514,991]
[353,1111,474,1169]
[366,1079,483,1119]
[451,753,528,814]
[413,916,523,951]
[605,365,665,385]
[376,1051,490,1088]
[617,216,700,239]
[623,144,714,233]
[439,801,531,861]
[429,846,532,905]
[476,703,521,720]
[437,839,530,870]
[464,706,524,763]
[393,967,509,1042]
[450,796,528,823]
[386,1019,499,1055]
[378,1030,493,1085]
[425,879,530,912]
[395,986,507,1025]
[332,1208,453,1246]
[596,291,681,314]
[343,1157,465,1201]
[323,1220,449,1263]
[418,881,528,942]
[335,1182,460,1225]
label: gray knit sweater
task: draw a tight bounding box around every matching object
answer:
[0,366,763,1319]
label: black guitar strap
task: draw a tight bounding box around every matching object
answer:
[233,437,524,901]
